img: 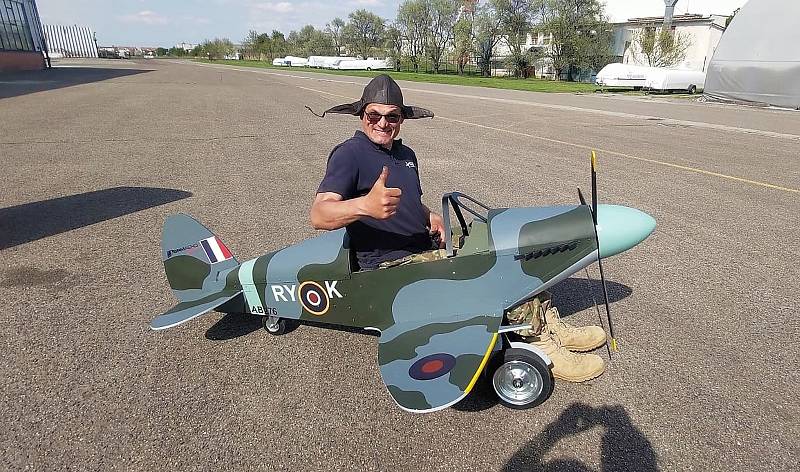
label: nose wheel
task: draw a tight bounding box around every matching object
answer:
[489,347,553,409]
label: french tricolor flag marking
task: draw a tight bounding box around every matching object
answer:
[200,236,233,264]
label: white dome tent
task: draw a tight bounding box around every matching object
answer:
[704,0,800,109]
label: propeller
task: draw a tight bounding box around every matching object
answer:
[580,151,618,352]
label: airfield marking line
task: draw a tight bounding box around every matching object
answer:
[184,63,799,195]
[189,62,800,142]
[436,116,799,194]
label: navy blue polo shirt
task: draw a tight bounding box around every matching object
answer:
[318,130,433,269]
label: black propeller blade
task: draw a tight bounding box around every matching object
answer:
[589,151,618,352]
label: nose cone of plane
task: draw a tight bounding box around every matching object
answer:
[595,204,656,258]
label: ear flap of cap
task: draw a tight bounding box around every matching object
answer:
[323,101,364,116]
[403,106,435,119]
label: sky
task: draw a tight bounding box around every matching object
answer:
[36,0,748,48]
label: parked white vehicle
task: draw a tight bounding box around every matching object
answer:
[286,56,309,67]
[334,58,391,71]
[595,63,650,89]
[308,56,358,68]
[307,56,328,68]
[273,56,308,66]
[645,68,706,94]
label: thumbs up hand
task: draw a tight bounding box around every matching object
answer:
[364,166,402,219]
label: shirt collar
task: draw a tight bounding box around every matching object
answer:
[354,130,401,154]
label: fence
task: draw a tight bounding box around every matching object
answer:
[43,24,98,58]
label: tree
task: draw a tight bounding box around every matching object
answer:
[537,0,613,80]
[241,30,260,60]
[496,0,540,78]
[270,30,287,58]
[452,15,475,75]
[167,47,186,57]
[202,38,235,60]
[155,47,168,56]
[630,27,692,68]
[326,17,346,56]
[343,9,386,59]
[288,25,334,56]
[397,0,431,72]
[190,44,205,57]
[427,0,460,73]
[474,1,504,76]
[384,25,404,71]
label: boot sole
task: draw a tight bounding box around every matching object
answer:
[562,341,606,352]
[553,368,605,383]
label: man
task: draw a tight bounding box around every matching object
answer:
[309,75,606,382]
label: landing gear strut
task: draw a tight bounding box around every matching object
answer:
[262,315,287,335]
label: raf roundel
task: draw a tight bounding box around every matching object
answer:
[408,353,457,381]
[298,281,330,316]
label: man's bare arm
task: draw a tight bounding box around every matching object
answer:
[310,166,401,230]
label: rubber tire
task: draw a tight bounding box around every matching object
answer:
[688,85,697,94]
[488,348,554,410]
[262,316,287,335]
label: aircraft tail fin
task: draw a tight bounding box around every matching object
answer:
[152,214,242,330]
[160,214,239,301]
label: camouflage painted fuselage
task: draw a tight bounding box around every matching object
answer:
[156,203,655,412]
[229,205,597,330]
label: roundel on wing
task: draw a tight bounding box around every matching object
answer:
[298,281,329,316]
[408,353,457,381]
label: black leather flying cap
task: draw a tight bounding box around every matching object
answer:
[318,75,434,119]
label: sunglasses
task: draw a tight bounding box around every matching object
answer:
[364,111,402,124]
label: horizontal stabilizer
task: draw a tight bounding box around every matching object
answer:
[151,290,242,330]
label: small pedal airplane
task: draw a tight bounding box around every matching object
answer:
[152,153,655,413]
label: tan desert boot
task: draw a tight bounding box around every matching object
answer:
[528,330,606,382]
[544,306,607,352]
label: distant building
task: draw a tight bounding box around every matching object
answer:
[612,14,728,71]
[175,42,195,52]
[43,24,99,58]
[0,0,47,72]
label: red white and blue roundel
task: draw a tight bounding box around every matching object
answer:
[408,353,457,381]
[298,281,330,316]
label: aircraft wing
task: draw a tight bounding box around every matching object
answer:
[377,313,501,413]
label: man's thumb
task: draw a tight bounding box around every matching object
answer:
[376,166,389,186]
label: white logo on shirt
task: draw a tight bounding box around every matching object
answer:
[405,162,416,168]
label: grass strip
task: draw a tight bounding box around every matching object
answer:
[194,59,600,94]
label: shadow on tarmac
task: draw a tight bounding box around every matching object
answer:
[0,66,151,99]
[205,314,378,341]
[0,186,192,249]
[205,312,263,340]
[502,402,659,472]
[550,277,633,318]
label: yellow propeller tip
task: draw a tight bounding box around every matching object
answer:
[591,150,597,170]
[610,338,619,351]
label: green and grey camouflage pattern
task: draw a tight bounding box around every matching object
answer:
[152,195,655,413]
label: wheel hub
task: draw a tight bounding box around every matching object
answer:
[493,360,544,406]
[266,316,280,332]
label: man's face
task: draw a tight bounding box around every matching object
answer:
[361,103,403,149]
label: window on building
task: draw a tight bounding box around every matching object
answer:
[0,0,35,52]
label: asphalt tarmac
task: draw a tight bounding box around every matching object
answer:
[1,59,797,471]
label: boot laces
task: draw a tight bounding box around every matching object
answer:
[544,328,581,360]
[548,308,575,331]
